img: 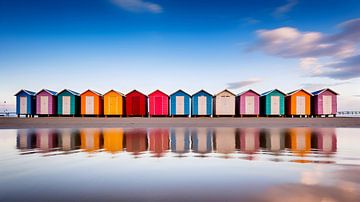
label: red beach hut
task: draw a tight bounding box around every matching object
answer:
[126,90,148,117]
[148,90,169,117]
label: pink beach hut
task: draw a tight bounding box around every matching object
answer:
[312,88,338,117]
[236,90,260,117]
[36,89,57,116]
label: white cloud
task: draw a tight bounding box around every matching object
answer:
[273,0,298,18]
[111,0,163,13]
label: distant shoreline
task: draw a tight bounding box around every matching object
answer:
[0,117,359,129]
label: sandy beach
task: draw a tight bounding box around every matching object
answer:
[0,117,359,129]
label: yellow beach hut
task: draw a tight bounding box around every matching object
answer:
[103,90,125,117]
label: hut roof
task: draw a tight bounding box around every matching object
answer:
[261,89,286,96]
[149,89,169,97]
[126,89,147,97]
[57,89,80,96]
[14,89,36,96]
[81,89,102,96]
[214,89,236,97]
[36,89,57,96]
[104,89,125,96]
[312,88,339,95]
[287,89,313,96]
[170,89,191,97]
[237,89,260,96]
[192,89,212,97]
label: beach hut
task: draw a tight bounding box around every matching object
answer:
[286,128,311,158]
[80,128,103,152]
[103,90,125,117]
[285,89,312,117]
[191,128,213,154]
[58,129,81,152]
[192,90,213,117]
[57,89,80,116]
[35,129,58,152]
[148,128,169,157]
[213,89,236,116]
[125,129,147,156]
[213,128,236,155]
[170,128,190,154]
[80,90,103,116]
[260,128,285,152]
[148,90,169,117]
[312,128,337,154]
[36,89,57,116]
[260,89,286,116]
[103,128,124,153]
[236,89,260,117]
[15,89,36,117]
[311,88,338,117]
[17,129,36,150]
[125,90,147,117]
[169,90,191,117]
[238,128,260,155]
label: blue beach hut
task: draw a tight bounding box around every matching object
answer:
[260,89,286,116]
[192,90,213,117]
[169,90,191,117]
[15,89,36,117]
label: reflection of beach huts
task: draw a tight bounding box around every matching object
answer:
[36,129,58,152]
[191,128,213,154]
[312,128,337,153]
[103,128,124,153]
[260,89,286,116]
[286,128,311,157]
[169,90,191,117]
[286,89,312,117]
[81,90,103,116]
[236,90,260,117]
[213,89,236,116]
[170,128,190,153]
[57,89,80,116]
[213,128,236,154]
[58,129,81,151]
[36,89,57,116]
[148,128,169,156]
[80,128,103,152]
[260,128,285,152]
[17,129,36,150]
[125,129,147,155]
[15,89,36,117]
[192,90,213,117]
[126,90,148,117]
[148,90,169,117]
[238,128,260,154]
[312,89,338,117]
[103,90,125,117]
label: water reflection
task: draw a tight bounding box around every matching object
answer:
[15,127,339,163]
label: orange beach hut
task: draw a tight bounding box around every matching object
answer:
[285,89,312,117]
[103,90,125,116]
[80,90,103,116]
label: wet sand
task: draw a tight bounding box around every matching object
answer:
[0,117,359,129]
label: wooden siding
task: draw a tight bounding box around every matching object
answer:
[149,90,169,116]
[16,91,36,115]
[286,90,311,115]
[36,90,57,115]
[260,90,285,116]
[214,90,236,116]
[104,90,124,116]
[125,90,147,116]
[57,90,80,115]
[236,90,260,115]
[192,90,213,116]
[312,90,337,115]
[80,90,103,115]
[169,90,191,116]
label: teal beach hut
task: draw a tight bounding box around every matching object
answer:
[57,89,80,116]
[15,89,36,117]
[192,90,213,117]
[170,90,191,117]
[260,89,286,116]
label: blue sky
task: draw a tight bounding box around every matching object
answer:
[1,0,360,111]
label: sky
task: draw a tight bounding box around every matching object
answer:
[0,0,360,111]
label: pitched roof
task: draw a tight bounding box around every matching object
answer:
[261,89,286,96]
[104,89,125,96]
[14,89,36,96]
[36,89,57,96]
[170,89,191,97]
[237,89,260,96]
[81,89,102,96]
[287,89,313,96]
[214,89,236,97]
[192,89,212,97]
[312,88,339,95]
[148,89,169,97]
[126,89,146,97]
[57,89,80,96]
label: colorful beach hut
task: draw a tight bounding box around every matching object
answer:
[213,128,236,155]
[125,129,147,156]
[80,128,103,152]
[191,90,213,117]
[125,90,147,117]
[15,89,36,117]
[36,89,57,116]
[148,128,169,157]
[311,88,338,117]
[285,89,312,117]
[191,128,213,154]
[103,90,125,117]
[213,89,236,116]
[238,128,260,155]
[169,90,191,117]
[236,90,260,117]
[103,128,124,153]
[57,89,80,116]
[148,90,169,117]
[260,89,286,116]
[80,90,103,116]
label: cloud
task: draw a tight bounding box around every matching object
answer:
[250,18,360,80]
[227,78,262,89]
[111,0,163,13]
[273,0,298,18]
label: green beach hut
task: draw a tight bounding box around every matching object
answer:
[57,89,80,116]
[260,89,285,116]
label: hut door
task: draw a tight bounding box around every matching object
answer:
[270,96,280,115]
[296,96,305,115]
[110,96,117,114]
[85,96,94,114]
[323,95,332,114]
[155,97,162,115]
[20,96,27,114]
[62,96,71,115]
[132,96,140,115]
[220,95,229,115]
[40,96,48,114]
[175,96,184,115]
[245,96,255,114]
[198,96,207,115]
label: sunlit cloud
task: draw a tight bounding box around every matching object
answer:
[227,78,262,89]
[273,0,298,18]
[111,0,163,13]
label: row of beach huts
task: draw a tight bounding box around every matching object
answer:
[15,88,338,117]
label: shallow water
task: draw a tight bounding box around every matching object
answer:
[1,127,360,201]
